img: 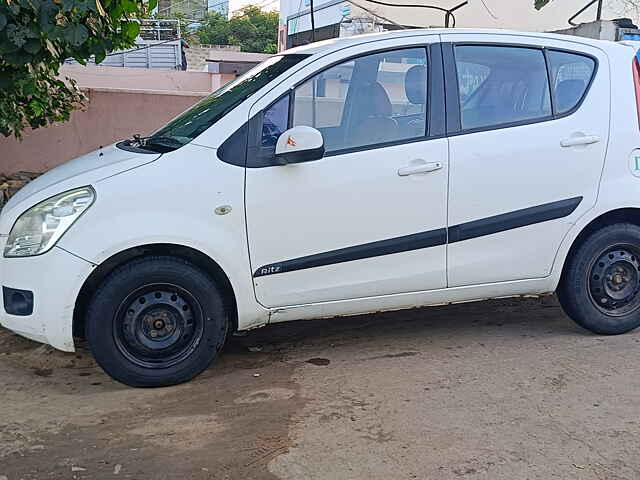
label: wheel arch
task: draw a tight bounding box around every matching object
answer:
[73,243,238,339]
[560,208,640,285]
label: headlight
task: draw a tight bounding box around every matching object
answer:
[4,187,95,258]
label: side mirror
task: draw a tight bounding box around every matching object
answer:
[274,126,325,165]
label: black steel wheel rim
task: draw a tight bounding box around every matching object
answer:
[113,284,204,369]
[588,245,640,317]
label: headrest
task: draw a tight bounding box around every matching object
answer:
[364,82,393,117]
[405,65,427,105]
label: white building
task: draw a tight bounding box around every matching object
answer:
[278,0,640,49]
[208,0,230,16]
[156,0,230,19]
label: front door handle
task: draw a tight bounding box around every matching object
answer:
[398,161,443,176]
[560,135,600,147]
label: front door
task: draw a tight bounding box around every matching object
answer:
[441,34,609,287]
[245,43,449,308]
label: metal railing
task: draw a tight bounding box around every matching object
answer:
[568,0,603,26]
[139,18,182,41]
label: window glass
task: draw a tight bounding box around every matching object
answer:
[146,54,308,152]
[548,50,595,114]
[262,95,289,147]
[455,46,551,131]
[292,48,428,153]
[293,61,354,132]
[456,62,490,103]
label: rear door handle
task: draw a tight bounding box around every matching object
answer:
[398,161,443,176]
[560,135,600,147]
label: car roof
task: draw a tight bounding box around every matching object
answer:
[284,28,631,56]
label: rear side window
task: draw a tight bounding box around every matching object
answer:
[547,51,596,115]
[457,61,490,103]
[454,46,551,131]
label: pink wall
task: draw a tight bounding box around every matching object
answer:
[61,64,217,92]
[0,66,238,175]
[0,88,206,174]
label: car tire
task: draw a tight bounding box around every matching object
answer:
[558,223,640,335]
[86,256,229,387]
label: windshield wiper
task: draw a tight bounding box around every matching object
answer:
[144,136,185,147]
[142,136,185,153]
[124,135,184,153]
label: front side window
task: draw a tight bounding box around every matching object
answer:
[547,50,596,114]
[262,95,290,147]
[289,48,429,153]
[141,54,308,153]
[455,46,551,131]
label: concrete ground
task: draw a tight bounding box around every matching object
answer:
[1,296,640,480]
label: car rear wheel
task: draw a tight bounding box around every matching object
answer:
[558,223,640,335]
[86,256,228,387]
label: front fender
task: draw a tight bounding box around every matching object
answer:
[58,145,268,330]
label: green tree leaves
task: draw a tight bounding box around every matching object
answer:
[0,0,151,138]
[534,0,552,10]
[196,5,278,54]
[122,20,140,38]
[64,24,89,46]
[197,11,231,45]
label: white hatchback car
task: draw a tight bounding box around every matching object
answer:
[3,29,640,386]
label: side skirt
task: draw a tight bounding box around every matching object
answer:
[268,277,555,324]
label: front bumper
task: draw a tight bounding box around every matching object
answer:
[0,239,94,352]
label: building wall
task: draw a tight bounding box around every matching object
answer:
[0,88,207,175]
[0,63,251,175]
[186,46,215,71]
[61,65,216,91]
[281,0,640,37]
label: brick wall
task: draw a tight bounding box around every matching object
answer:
[185,44,241,71]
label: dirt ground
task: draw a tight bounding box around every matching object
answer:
[2,296,640,480]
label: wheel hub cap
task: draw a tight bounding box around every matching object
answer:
[142,310,175,341]
[114,285,204,369]
[589,247,640,315]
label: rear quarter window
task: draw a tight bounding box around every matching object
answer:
[547,51,596,115]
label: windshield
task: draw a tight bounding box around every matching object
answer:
[139,54,309,152]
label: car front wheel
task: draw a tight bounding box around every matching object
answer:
[558,223,640,335]
[86,256,228,387]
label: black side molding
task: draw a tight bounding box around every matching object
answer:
[254,228,447,277]
[448,196,583,243]
[253,196,583,278]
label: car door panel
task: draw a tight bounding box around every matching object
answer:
[245,39,449,308]
[441,34,609,287]
[248,141,449,307]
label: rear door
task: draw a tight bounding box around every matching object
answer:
[441,34,609,287]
